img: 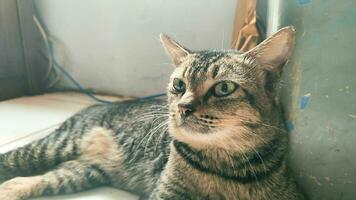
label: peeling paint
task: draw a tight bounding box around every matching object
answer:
[298,0,311,6]
[300,93,311,109]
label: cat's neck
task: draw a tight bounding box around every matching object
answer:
[172,131,287,183]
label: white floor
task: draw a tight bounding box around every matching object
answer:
[0,92,138,200]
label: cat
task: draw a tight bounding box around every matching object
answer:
[0,26,305,200]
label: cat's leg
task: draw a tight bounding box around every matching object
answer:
[0,118,82,183]
[0,160,111,200]
[0,126,121,200]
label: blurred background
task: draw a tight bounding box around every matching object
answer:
[0,0,355,199]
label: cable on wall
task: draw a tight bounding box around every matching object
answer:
[31,0,166,104]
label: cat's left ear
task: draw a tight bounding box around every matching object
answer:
[160,34,191,66]
[243,26,295,74]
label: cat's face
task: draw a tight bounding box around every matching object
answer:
[160,27,295,150]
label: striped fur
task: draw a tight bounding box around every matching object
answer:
[0,27,305,200]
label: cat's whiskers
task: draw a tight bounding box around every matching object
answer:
[136,109,170,153]
[196,117,218,127]
[154,124,169,152]
[132,115,165,123]
[132,110,169,123]
[238,132,268,173]
[214,117,275,149]
[143,120,169,155]
[221,116,286,133]
[133,112,166,119]
[230,140,260,185]
[130,110,169,159]
[137,109,169,116]
[149,104,169,108]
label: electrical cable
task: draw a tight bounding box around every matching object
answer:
[32,0,166,104]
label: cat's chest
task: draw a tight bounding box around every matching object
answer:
[167,149,252,200]
[186,170,251,200]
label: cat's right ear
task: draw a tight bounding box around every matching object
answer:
[160,34,191,66]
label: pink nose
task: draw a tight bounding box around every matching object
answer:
[178,103,195,117]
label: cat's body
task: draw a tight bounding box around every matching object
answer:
[0,99,170,199]
[0,27,305,200]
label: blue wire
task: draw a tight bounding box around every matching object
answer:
[33,0,166,104]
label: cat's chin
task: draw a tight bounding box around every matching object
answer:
[169,123,246,151]
[171,119,211,134]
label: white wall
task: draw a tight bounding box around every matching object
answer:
[36,0,237,97]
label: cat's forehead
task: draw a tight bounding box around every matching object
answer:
[172,50,256,88]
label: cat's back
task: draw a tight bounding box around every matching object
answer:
[72,97,168,129]
[97,98,169,132]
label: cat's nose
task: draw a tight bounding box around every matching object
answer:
[178,103,195,117]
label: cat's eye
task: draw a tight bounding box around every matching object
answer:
[213,81,238,97]
[173,78,186,93]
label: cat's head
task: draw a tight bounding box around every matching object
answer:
[160,27,295,151]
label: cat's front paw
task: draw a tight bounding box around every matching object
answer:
[0,177,41,200]
[0,192,23,200]
[0,185,23,200]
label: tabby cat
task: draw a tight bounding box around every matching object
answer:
[0,27,305,200]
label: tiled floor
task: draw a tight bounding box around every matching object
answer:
[0,92,138,200]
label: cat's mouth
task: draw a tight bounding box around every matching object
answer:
[175,114,194,127]
[171,114,212,133]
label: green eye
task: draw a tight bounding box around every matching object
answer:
[213,81,238,97]
[173,78,186,93]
